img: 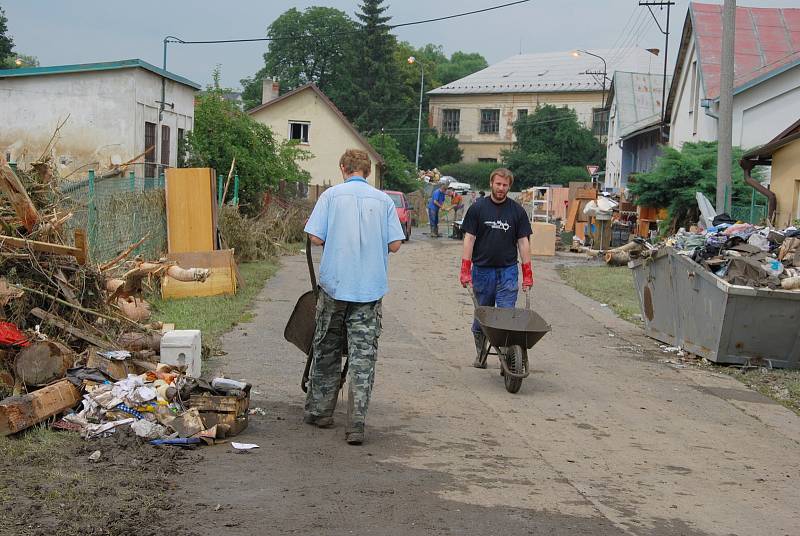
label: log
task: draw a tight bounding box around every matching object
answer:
[13,341,74,387]
[116,297,152,322]
[106,262,210,301]
[0,379,81,436]
[118,331,162,352]
[605,250,632,266]
[612,241,643,254]
[0,154,40,231]
[29,307,114,350]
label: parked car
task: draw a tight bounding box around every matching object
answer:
[383,190,413,241]
[448,181,472,194]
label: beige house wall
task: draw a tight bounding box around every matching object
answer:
[771,140,800,228]
[250,89,381,188]
[428,91,605,162]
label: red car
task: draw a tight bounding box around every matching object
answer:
[384,190,413,241]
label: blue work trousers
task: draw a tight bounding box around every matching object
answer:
[472,264,519,333]
[428,207,440,227]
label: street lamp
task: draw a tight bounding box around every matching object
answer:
[408,56,424,170]
[572,49,608,107]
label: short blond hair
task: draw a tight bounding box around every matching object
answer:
[490,167,514,185]
[339,149,371,178]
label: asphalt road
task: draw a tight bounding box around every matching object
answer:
[177,231,800,536]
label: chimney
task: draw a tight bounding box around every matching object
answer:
[261,78,280,104]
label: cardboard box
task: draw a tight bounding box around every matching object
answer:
[531,222,556,257]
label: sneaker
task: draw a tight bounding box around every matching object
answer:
[303,414,334,428]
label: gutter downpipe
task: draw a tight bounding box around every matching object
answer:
[740,157,776,224]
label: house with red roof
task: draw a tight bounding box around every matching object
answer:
[665,2,800,150]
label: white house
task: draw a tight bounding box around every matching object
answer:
[604,71,671,193]
[248,82,384,189]
[666,2,800,151]
[0,59,200,178]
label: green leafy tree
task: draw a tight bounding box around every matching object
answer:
[354,0,409,134]
[240,7,358,112]
[186,87,310,213]
[420,131,462,169]
[437,51,488,85]
[628,141,752,231]
[502,105,604,188]
[0,7,13,63]
[368,133,417,192]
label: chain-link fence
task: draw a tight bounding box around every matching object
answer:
[59,167,167,263]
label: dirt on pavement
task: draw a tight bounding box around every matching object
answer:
[165,232,800,536]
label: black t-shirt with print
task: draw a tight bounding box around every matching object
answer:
[461,197,532,267]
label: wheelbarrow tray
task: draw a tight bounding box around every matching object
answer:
[284,290,316,356]
[475,305,551,350]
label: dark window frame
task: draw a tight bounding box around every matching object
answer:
[177,128,186,168]
[442,109,460,134]
[289,121,310,144]
[479,109,500,134]
[592,108,609,137]
[160,125,171,169]
[144,122,157,178]
[517,109,528,121]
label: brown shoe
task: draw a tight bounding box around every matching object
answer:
[303,414,335,428]
[345,431,364,445]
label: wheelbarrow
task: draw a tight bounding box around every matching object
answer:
[470,289,551,393]
[284,237,347,393]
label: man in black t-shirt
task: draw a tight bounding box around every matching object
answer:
[459,168,534,368]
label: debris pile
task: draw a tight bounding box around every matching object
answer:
[665,218,800,289]
[1,155,250,445]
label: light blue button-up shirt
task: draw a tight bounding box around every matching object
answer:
[304,177,405,303]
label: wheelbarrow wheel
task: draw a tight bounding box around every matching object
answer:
[503,345,525,394]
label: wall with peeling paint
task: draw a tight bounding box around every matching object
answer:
[0,67,195,177]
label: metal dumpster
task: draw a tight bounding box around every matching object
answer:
[630,247,800,368]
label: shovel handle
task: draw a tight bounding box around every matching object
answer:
[525,289,530,310]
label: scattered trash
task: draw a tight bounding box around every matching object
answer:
[88,450,102,462]
[249,407,266,416]
[231,442,259,450]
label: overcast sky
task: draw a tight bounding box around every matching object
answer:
[4,1,798,89]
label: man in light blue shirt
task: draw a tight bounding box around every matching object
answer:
[303,149,404,445]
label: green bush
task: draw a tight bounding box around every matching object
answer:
[438,162,498,189]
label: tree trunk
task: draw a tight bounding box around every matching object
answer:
[13,341,74,387]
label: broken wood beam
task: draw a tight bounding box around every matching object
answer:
[0,379,81,436]
[0,231,87,265]
[0,154,40,232]
[30,307,114,350]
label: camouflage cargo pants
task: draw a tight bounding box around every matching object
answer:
[304,289,382,432]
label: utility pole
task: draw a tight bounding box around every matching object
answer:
[639,1,675,139]
[716,0,736,213]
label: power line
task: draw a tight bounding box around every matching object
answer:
[165,0,532,45]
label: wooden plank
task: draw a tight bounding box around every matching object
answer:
[565,202,580,232]
[165,168,216,254]
[85,347,132,381]
[160,249,237,299]
[0,234,85,264]
[0,154,40,232]
[0,379,81,436]
[30,307,114,349]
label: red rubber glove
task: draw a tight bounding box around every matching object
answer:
[521,262,534,290]
[460,258,472,287]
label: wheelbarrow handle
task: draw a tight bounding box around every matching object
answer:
[525,289,530,310]
[467,285,479,309]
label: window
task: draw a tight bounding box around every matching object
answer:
[478,157,498,163]
[177,128,185,167]
[161,125,170,169]
[442,109,460,134]
[592,108,609,136]
[289,122,310,143]
[144,122,156,178]
[479,109,500,134]
[517,109,528,121]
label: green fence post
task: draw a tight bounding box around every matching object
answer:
[88,169,96,261]
[217,174,224,207]
[233,174,239,205]
[129,171,135,192]
[749,188,755,224]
